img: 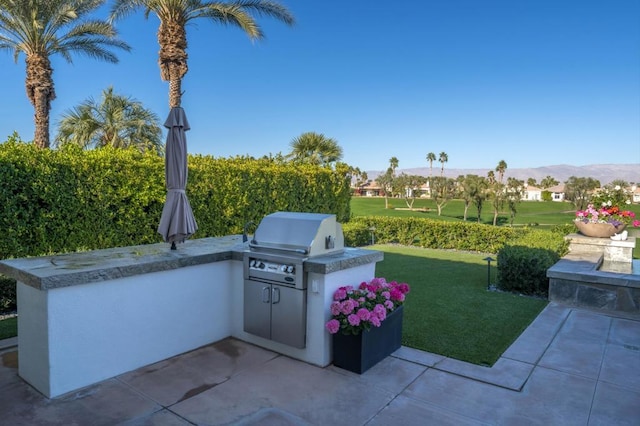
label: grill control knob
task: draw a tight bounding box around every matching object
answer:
[258,262,265,269]
[287,265,294,274]
[280,265,287,272]
[249,259,256,267]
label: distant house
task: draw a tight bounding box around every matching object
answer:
[631,186,640,204]
[523,185,542,201]
[545,184,566,202]
[355,181,383,197]
[419,181,431,198]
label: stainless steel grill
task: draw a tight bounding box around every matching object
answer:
[243,212,344,348]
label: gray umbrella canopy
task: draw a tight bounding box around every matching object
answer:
[158,107,198,248]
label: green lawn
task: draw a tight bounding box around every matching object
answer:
[374,244,548,366]
[0,316,16,340]
[350,197,640,228]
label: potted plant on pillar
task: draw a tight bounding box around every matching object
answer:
[574,185,639,239]
[325,277,410,374]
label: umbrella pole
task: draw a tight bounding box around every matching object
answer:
[171,242,177,250]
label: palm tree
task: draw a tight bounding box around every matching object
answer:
[110,0,295,108]
[426,152,436,178]
[540,175,559,189]
[288,132,343,165]
[55,86,163,154]
[438,151,448,176]
[495,160,508,183]
[389,157,399,175]
[0,0,131,148]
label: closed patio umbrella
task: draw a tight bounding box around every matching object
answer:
[158,107,198,249]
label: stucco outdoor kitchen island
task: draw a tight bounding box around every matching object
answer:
[0,236,383,398]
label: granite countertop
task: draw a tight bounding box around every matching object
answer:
[0,236,243,290]
[0,236,383,291]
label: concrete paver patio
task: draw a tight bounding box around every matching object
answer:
[0,303,638,425]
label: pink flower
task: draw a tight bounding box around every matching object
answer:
[340,300,355,315]
[397,283,411,294]
[390,288,404,301]
[357,308,371,321]
[634,220,640,227]
[327,277,410,335]
[333,287,347,301]
[325,319,340,334]
[370,277,385,285]
[348,314,361,326]
[373,304,387,320]
[330,301,341,316]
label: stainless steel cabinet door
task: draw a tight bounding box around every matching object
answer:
[243,280,272,340]
[271,286,306,348]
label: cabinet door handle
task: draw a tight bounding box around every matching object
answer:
[262,286,270,303]
[272,287,280,304]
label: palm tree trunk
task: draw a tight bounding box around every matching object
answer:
[33,88,52,148]
[26,55,55,149]
[169,77,182,108]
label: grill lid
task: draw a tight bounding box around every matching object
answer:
[249,212,344,257]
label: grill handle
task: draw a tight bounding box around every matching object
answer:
[249,242,308,255]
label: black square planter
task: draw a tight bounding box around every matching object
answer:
[331,305,403,374]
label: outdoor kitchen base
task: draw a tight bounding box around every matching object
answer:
[0,234,383,398]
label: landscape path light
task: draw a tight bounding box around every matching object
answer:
[483,256,495,290]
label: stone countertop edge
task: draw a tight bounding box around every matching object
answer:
[0,237,383,291]
[0,236,243,291]
[303,248,384,274]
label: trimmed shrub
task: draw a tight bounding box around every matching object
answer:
[496,229,569,296]
[342,221,372,247]
[496,246,558,297]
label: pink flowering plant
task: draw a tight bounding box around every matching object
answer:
[575,204,639,228]
[576,184,640,228]
[325,277,410,336]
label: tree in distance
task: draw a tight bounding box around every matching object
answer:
[0,0,130,148]
[287,131,343,165]
[55,86,163,154]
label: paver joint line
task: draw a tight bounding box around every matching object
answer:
[585,315,614,424]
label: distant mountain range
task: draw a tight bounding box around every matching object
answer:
[366,164,639,186]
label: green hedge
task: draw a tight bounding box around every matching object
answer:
[344,216,522,253]
[0,141,351,259]
[187,155,352,237]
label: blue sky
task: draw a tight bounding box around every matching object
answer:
[0,0,638,172]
